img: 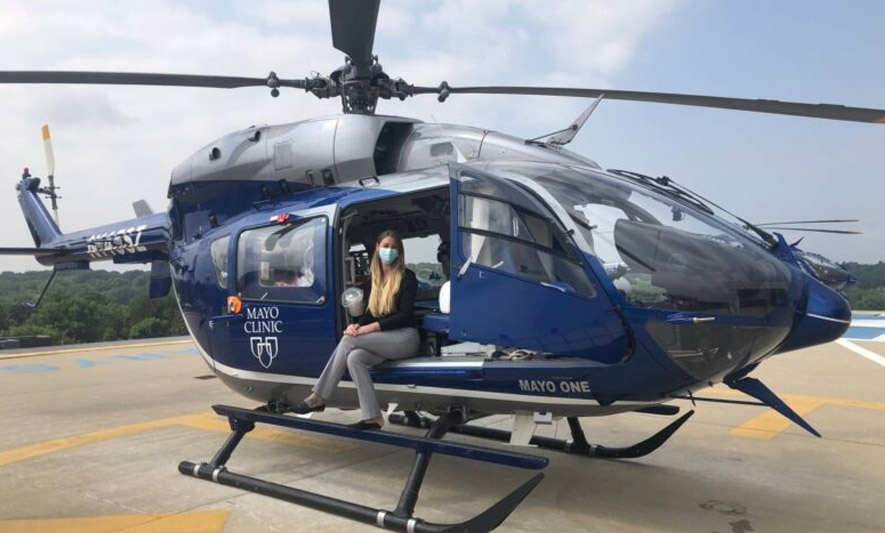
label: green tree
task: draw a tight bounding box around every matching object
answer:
[129,317,167,339]
[24,292,112,344]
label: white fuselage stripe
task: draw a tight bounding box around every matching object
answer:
[388,360,484,368]
[208,357,656,406]
[807,313,851,325]
[182,327,655,408]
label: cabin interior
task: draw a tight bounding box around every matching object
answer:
[338,185,470,359]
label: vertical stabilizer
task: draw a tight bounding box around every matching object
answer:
[17,171,61,247]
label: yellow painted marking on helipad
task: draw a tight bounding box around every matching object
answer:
[0,339,193,361]
[0,510,228,533]
[824,397,885,411]
[696,387,885,440]
[0,412,355,468]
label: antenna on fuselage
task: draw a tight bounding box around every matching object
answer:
[37,124,61,228]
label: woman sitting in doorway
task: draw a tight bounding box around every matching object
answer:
[293,229,419,430]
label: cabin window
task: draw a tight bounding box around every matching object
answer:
[236,217,327,304]
[210,236,230,289]
[458,176,596,298]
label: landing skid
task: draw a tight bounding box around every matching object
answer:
[389,410,694,459]
[179,405,547,533]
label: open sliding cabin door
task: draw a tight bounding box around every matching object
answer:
[447,165,628,363]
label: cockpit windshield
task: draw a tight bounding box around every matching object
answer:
[494,162,794,319]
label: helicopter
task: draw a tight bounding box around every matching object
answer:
[0,0,879,531]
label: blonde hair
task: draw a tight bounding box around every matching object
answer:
[368,229,405,317]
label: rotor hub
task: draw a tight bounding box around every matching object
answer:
[306,55,415,114]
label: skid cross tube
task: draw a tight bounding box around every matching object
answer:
[179,405,546,533]
[390,410,695,460]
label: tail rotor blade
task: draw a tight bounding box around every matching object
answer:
[39,124,61,228]
[41,124,55,177]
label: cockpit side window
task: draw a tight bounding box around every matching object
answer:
[458,175,596,298]
[210,236,230,289]
[236,217,327,304]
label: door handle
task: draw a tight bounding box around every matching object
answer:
[456,257,473,280]
[666,314,715,324]
[210,313,245,325]
[540,282,569,293]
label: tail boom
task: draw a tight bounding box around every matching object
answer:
[11,175,169,267]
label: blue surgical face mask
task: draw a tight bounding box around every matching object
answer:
[379,247,399,265]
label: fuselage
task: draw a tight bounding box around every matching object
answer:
[156,114,850,418]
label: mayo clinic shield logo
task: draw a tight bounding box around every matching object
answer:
[250,336,278,368]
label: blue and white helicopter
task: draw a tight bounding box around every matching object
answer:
[1,1,876,531]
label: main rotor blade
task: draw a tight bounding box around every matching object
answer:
[763,227,861,235]
[416,85,885,124]
[756,219,859,226]
[0,71,306,90]
[328,0,380,68]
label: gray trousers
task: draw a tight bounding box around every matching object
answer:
[312,327,420,420]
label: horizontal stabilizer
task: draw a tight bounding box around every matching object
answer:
[0,247,57,256]
[728,377,822,438]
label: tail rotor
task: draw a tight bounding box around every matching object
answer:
[37,124,61,228]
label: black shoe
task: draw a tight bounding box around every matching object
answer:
[289,400,325,414]
[348,420,382,431]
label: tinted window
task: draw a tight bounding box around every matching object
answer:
[236,217,326,304]
[646,320,789,379]
[510,163,793,318]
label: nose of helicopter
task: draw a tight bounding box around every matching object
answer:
[777,275,851,353]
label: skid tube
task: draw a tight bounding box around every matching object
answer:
[179,404,547,533]
[390,409,695,459]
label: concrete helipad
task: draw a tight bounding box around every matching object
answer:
[0,336,883,532]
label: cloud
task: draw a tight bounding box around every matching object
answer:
[30,90,132,128]
[0,0,683,272]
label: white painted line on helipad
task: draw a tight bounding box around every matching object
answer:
[850,319,885,328]
[836,338,885,370]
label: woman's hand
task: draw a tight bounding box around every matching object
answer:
[343,323,360,336]
[354,322,380,335]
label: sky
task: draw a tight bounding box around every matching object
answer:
[0,0,882,273]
